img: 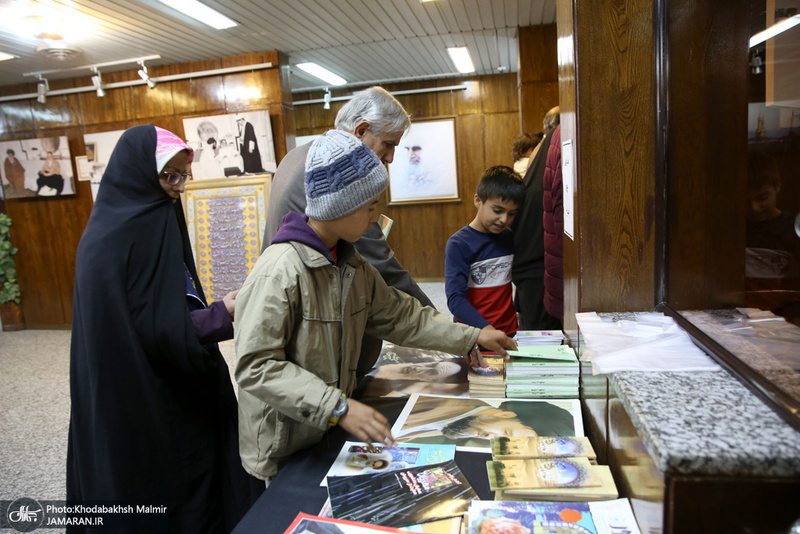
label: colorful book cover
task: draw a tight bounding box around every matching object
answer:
[467,357,505,385]
[486,457,600,491]
[327,460,477,528]
[490,436,596,461]
[466,500,597,534]
[497,465,619,502]
[284,512,405,534]
[321,441,457,486]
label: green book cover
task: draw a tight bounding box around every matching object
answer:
[507,345,577,362]
[505,376,579,386]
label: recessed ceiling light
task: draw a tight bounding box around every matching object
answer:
[152,0,237,30]
[447,47,475,74]
[295,63,347,86]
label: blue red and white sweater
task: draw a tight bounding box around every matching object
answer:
[444,225,518,336]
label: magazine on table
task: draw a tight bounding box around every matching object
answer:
[326,460,477,528]
[283,512,405,534]
[320,441,456,487]
[486,457,602,491]
[490,436,596,461]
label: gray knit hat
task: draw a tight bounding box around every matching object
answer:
[305,130,389,220]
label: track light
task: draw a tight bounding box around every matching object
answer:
[36,76,49,104]
[323,88,331,110]
[91,69,105,97]
[138,62,157,89]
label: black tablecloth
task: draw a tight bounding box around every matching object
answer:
[232,396,493,534]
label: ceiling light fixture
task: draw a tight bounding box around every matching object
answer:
[750,14,800,47]
[36,76,48,104]
[91,68,105,97]
[323,88,331,110]
[296,63,347,86]
[447,47,475,74]
[138,62,157,89]
[0,52,16,62]
[152,0,237,30]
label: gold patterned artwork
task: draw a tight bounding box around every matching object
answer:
[183,175,272,303]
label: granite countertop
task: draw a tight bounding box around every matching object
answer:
[612,370,800,477]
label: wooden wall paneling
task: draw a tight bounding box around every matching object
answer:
[665,0,750,310]
[519,81,560,135]
[433,79,459,116]
[483,112,522,168]
[78,72,132,125]
[518,25,559,83]
[267,102,289,161]
[481,73,519,114]
[452,79,483,116]
[556,0,580,332]
[518,25,559,136]
[223,69,281,111]
[31,78,81,130]
[169,76,226,117]
[280,103,297,156]
[573,0,657,315]
[0,96,34,134]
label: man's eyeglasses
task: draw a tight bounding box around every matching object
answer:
[161,170,192,186]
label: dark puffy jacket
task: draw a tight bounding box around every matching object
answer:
[543,125,563,319]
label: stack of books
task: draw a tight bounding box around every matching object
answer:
[467,356,505,398]
[515,329,566,347]
[505,345,580,399]
[486,436,618,502]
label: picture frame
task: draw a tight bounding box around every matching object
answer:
[0,136,76,199]
[183,110,277,180]
[182,175,272,303]
[387,117,459,205]
[83,129,126,202]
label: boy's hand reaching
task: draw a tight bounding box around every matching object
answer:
[338,398,396,448]
[474,326,518,360]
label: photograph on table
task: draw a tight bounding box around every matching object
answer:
[391,394,583,453]
[387,118,459,204]
[0,136,75,199]
[183,110,276,180]
[358,342,470,399]
[83,129,125,201]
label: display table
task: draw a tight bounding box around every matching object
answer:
[232,397,494,534]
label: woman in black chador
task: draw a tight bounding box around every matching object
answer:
[67,124,262,533]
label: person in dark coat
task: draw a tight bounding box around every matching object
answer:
[543,124,564,321]
[236,117,265,174]
[67,124,262,533]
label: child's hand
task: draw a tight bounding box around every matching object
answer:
[476,326,518,359]
[338,399,396,448]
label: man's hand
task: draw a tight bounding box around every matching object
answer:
[338,399,396,448]
[475,326,518,360]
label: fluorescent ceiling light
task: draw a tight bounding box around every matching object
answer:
[295,63,347,86]
[0,52,15,62]
[447,46,475,73]
[750,14,800,47]
[152,0,237,30]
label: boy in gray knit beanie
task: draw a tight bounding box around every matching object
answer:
[234,130,518,481]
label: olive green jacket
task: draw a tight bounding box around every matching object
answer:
[234,240,480,479]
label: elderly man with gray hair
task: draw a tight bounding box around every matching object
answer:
[262,86,434,376]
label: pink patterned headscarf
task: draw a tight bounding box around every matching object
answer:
[154,126,193,173]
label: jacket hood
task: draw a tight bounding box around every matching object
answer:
[271,211,356,263]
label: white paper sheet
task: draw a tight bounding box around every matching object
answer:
[576,312,721,374]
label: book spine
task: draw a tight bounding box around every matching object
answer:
[505,377,578,385]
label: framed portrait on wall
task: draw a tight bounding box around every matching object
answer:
[182,175,272,303]
[0,136,75,199]
[183,110,277,180]
[83,129,125,202]
[387,118,459,204]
